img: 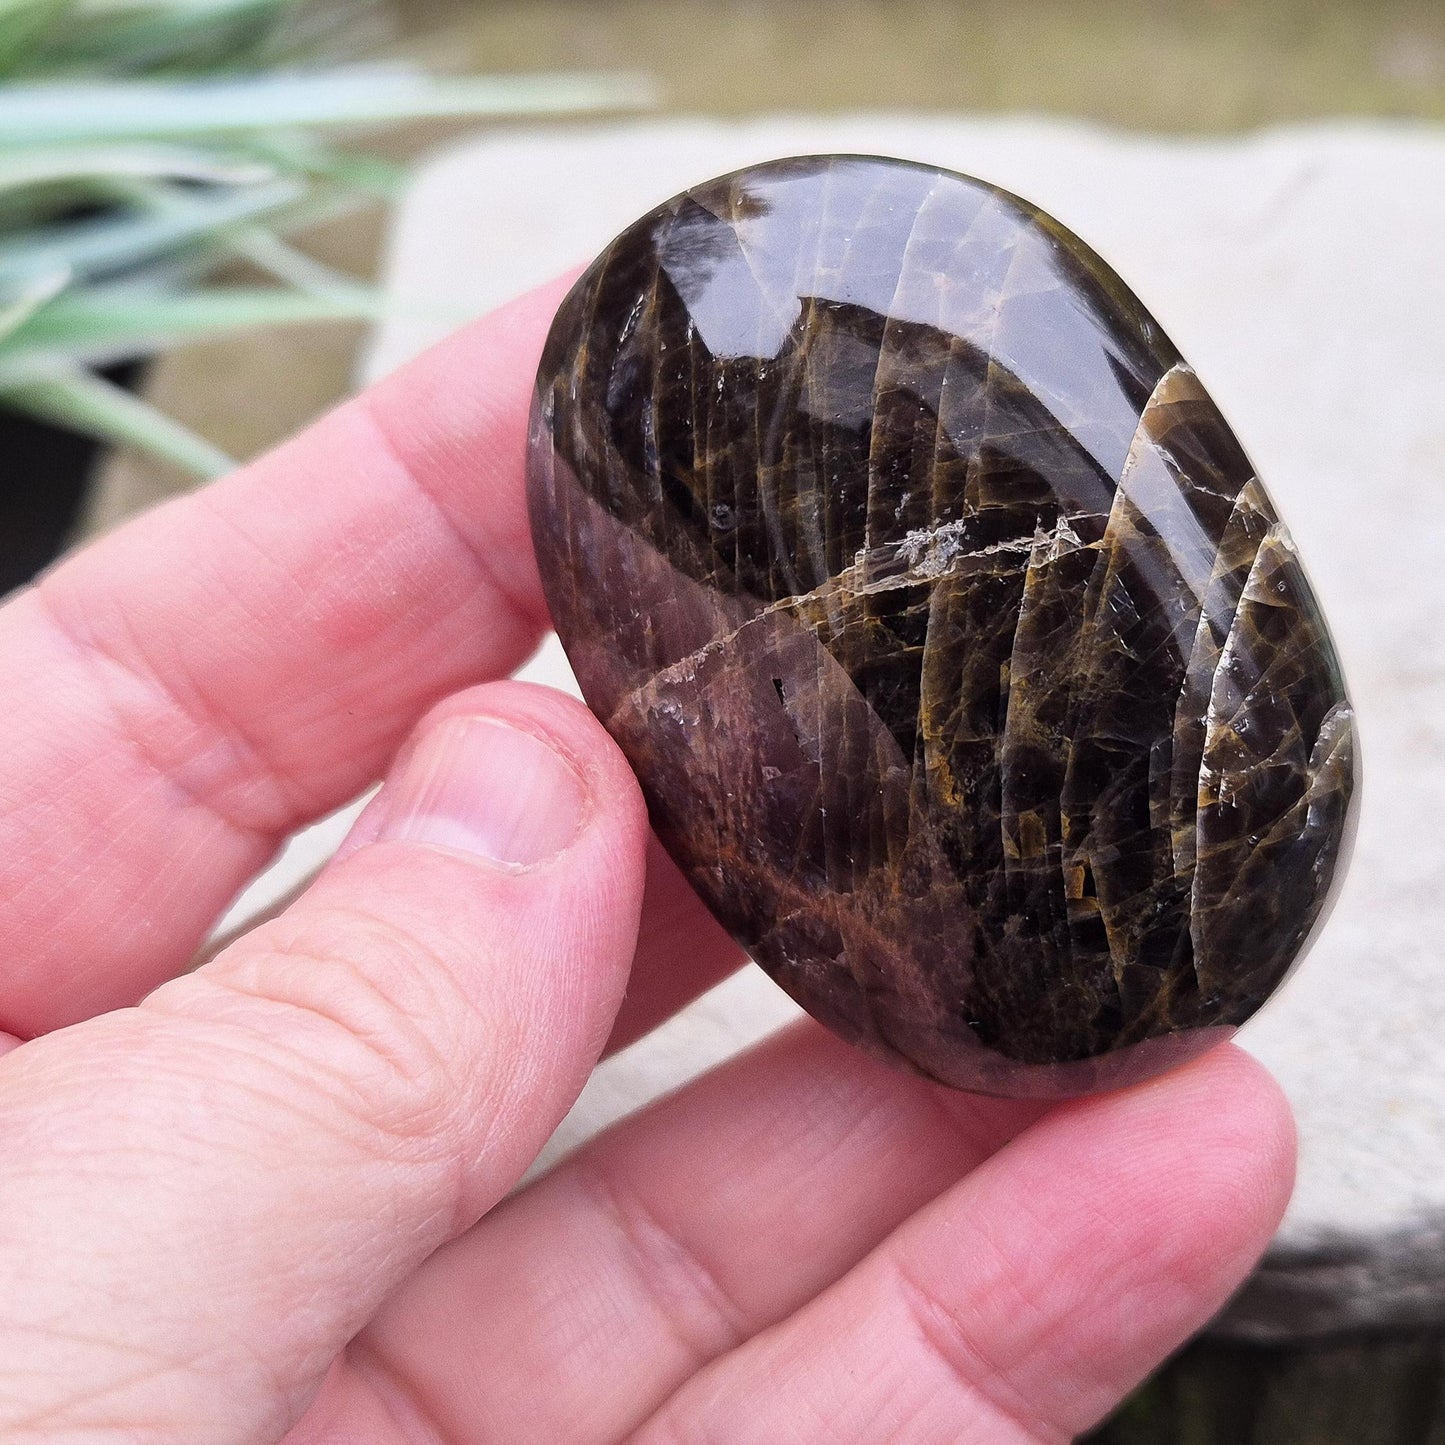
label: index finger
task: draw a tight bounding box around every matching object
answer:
[0,276,569,1035]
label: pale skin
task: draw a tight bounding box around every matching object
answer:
[0,275,1295,1444]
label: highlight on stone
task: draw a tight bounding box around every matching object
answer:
[526,154,1357,1098]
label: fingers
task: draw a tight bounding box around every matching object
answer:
[0,277,568,1035]
[634,1046,1295,1445]
[290,1022,1048,1445]
[195,835,747,1058]
[0,681,648,1444]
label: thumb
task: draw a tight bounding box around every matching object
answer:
[0,681,648,1443]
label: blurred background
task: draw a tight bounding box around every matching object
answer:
[3,3,1444,1441]
[4,0,1444,591]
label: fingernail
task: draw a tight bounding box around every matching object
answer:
[377,717,588,867]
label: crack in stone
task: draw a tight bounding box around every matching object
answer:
[627,515,1080,710]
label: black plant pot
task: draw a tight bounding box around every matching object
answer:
[0,361,146,597]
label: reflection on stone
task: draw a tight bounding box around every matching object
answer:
[526,155,1357,1097]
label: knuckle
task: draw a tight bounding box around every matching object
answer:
[576,1161,749,1368]
[30,570,306,842]
[150,905,483,1167]
[889,1256,1063,1445]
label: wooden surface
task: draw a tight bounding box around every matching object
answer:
[1090,1332,1445,1444]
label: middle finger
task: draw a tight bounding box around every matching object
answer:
[331,1021,1050,1444]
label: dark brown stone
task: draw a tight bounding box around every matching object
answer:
[526,155,1357,1097]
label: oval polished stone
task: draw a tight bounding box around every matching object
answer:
[526,155,1358,1097]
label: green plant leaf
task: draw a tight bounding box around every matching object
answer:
[0,66,655,144]
[223,224,371,306]
[0,0,305,79]
[0,266,70,341]
[0,176,302,286]
[0,0,75,76]
[0,361,234,476]
[0,281,380,369]
[0,9,657,500]
[0,140,275,190]
[239,130,401,193]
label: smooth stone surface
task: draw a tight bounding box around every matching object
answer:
[526,154,1356,1098]
[356,117,1439,1334]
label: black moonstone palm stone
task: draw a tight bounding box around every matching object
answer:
[526,155,1358,1097]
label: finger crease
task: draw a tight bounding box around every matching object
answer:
[347,1335,457,1445]
[890,1256,1067,1445]
[354,395,553,637]
[579,1162,752,1370]
[28,582,303,845]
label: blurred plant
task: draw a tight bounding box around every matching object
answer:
[2,0,325,77]
[0,0,650,476]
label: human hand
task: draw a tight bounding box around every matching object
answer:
[0,277,1294,1444]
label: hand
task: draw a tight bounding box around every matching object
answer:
[0,277,1294,1444]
